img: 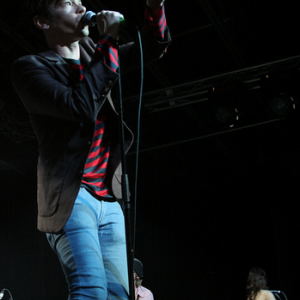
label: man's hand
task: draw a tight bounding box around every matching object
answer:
[96,11,124,40]
[146,0,165,9]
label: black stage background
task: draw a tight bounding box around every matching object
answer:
[1,0,299,299]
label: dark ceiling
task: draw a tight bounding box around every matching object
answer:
[1,0,300,174]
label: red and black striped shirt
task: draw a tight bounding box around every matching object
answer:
[66,5,167,198]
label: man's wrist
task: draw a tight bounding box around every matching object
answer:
[145,2,164,21]
[146,0,165,10]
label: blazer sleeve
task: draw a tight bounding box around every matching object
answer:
[11,49,119,123]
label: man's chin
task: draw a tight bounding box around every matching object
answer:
[75,25,89,39]
[81,27,90,37]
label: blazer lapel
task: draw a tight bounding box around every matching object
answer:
[37,40,94,80]
[38,50,70,78]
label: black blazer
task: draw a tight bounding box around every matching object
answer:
[11,28,171,233]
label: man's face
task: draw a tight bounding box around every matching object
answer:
[133,271,140,288]
[46,0,89,42]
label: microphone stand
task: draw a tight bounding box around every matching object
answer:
[117,51,135,300]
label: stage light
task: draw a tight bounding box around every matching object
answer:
[269,97,288,116]
[214,105,239,128]
[268,94,296,117]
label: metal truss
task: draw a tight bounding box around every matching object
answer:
[124,54,300,114]
[123,55,300,155]
[0,108,36,144]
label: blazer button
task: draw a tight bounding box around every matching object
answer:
[103,86,110,94]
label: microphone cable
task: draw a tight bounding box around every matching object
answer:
[117,25,144,256]
[132,26,144,256]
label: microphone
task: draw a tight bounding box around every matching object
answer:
[269,290,288,300]
[82,11,125,26]
[82,11,97,26]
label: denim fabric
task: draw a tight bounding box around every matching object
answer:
[47,188,129,300]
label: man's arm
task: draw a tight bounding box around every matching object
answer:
[11,11,124,122]
[117,1,171,73]
[11,53,118,122]
[146,0,165,8]
[145,0,166,39]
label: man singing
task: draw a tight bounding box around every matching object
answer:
[11,0,170,299]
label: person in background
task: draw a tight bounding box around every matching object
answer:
[133,258,154,300]
[246,267,276,300]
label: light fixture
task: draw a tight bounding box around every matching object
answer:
[268,94,296,117]
[214,105,239,128]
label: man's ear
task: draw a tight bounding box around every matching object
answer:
[33,15,50,30]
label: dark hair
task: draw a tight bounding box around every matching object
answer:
[133,258,144,279]
[19,0,56,50]
[22,0,54,20]
[246,267,268,300]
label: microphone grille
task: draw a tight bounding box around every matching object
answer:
[82,11,96,26]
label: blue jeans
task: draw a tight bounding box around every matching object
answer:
[46,188,129,300]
